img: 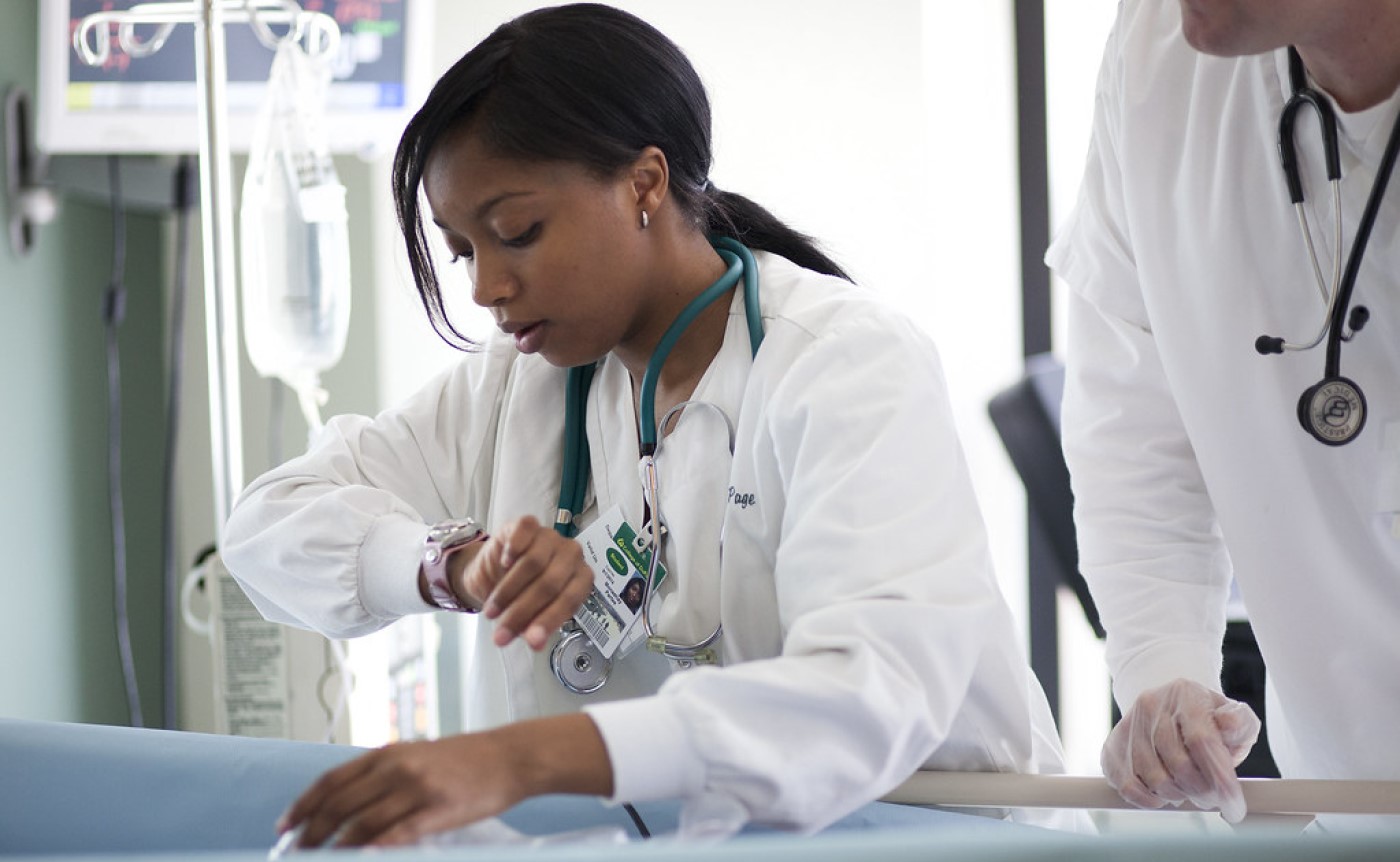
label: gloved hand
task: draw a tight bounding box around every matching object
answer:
[1102,678,1261,823]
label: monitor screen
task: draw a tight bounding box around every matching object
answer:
[37,0,431,156]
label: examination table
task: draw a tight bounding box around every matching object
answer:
[3,718,1398,861]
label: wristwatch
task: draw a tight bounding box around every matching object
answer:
[422,518,488,612]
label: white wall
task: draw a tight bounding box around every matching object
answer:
[1045,0,1120,772]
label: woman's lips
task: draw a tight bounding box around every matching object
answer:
[512,321,545,354]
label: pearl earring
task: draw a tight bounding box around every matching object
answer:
[640,210,649,230]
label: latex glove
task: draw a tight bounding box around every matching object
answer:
[1102,678,1261,823]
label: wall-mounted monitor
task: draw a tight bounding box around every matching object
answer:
[37,0,431,156]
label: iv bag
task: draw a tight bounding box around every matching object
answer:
[240,39,351,430]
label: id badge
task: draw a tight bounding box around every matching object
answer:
[572,505,667,659]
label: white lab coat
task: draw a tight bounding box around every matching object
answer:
[224,251,1069,832]
[1048,0,1400,806]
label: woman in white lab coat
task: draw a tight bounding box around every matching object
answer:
[222,3,1067,847]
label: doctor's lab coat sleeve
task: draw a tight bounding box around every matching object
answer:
[221,345,514,638]
[587,309,1062,831]
[1046,5,1232,713]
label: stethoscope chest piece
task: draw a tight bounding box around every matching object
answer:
[550,625,612,694]
[1297,375,1367,445]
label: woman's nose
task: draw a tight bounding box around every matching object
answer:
[470,252,516,308]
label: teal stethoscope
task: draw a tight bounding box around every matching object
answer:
[548,236,765,694]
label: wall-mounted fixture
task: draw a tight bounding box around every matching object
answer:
[4,87,61,257]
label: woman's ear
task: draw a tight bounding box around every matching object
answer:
[630,146,670,217]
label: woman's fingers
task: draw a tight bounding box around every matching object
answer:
[286,758,400,848]
[330,787,430,847]
[459,517,538,610]
[520,573,596,648]
[281,736,524,849]
[473,517,593,649]
[279,752,378,843]
[492,540,589,648]
[365,804,475,848]
[480,518,555,618]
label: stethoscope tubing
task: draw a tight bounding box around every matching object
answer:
[638,251,744,454]
[1277,46,1400,379]
[552,236,764,666]
[1323,88,1400,377]
[1281,184,1342,351]
[638,399,736,660]
[558,362,595,534]
[639,238,764,455]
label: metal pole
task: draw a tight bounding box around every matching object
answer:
[1012,0,1059,720]
[194,0,245,539]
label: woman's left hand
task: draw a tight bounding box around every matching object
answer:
[278,713,613,848]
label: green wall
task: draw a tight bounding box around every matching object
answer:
[1,1,166,724]
[1,2,384,729]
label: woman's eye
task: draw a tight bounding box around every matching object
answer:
[502,223,541,248]
[450,247,475,264]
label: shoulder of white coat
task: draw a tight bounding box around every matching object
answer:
[751,251,938,363]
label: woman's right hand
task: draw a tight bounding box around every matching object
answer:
[278,713,613,848]
[453,515,593,650]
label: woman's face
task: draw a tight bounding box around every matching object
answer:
[423,127,656,368]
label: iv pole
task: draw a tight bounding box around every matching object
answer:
[72,1,339,729]
[73,0,338,535]
[195,0,243,539]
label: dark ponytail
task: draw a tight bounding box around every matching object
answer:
[392,3,849,350]
[702,187,849,281]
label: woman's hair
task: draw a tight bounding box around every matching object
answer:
[392,3,850,349]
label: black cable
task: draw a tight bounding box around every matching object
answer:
[161,156,196,730]
[103,154,143,728]
[622,803,651,839]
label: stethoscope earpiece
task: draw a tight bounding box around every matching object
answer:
[1296,376,1367,446]
[1345,305,1370,338]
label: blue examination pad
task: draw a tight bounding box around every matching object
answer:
[5,718,1400,862]
[0,718,1016,856]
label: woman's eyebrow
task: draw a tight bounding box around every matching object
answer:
[475,190,535,219]
[431,190,537,232]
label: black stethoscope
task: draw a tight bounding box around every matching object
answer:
[548,236,764,694]
[1256,47,1400,446]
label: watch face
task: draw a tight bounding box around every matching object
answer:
[429,518,484,547]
